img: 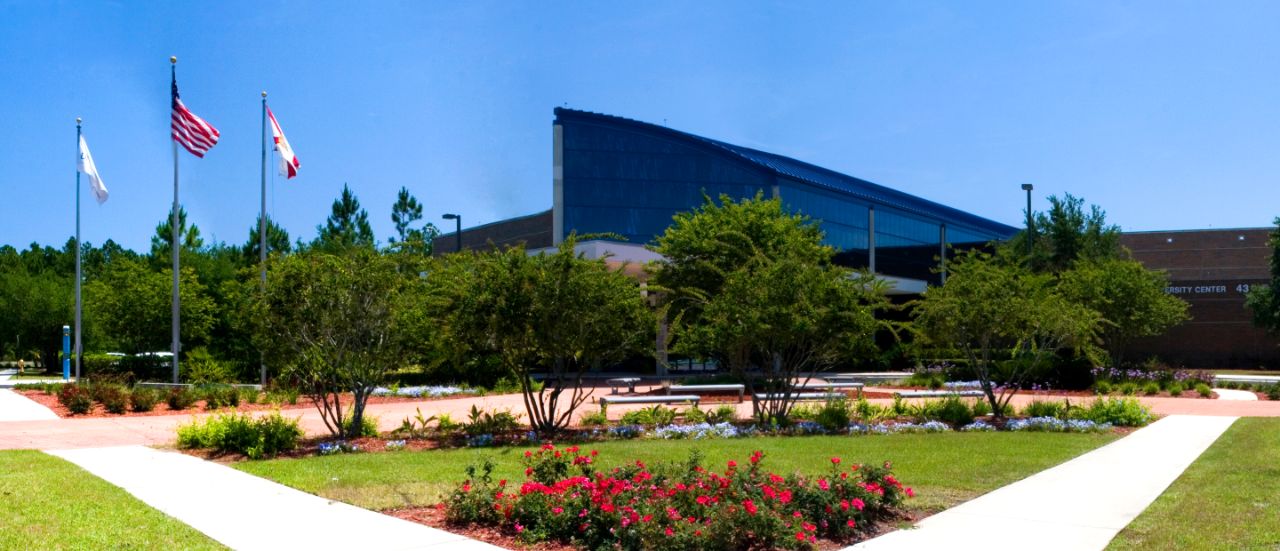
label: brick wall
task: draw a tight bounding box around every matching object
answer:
[1121,228,1278,368]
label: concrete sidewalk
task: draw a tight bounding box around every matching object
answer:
[1212,388,1259,401]
[847,414,1238,551]
[0,389,59,421]
[47,445,501,551]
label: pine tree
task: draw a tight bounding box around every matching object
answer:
[314,183,374,251]
[389,187,423,244]
[243,215,292,262]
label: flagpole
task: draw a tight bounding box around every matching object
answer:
[74,117,83,381]
[259,90,268,386]
[170,56,181,384]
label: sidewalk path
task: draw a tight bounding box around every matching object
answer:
[47,445,501,551]
[0,389,59,421]
[847,415,1238,551]
[1211,388,1259,401]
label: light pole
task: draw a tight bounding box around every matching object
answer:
[442,213,461,253]
[1021,183,1034,257]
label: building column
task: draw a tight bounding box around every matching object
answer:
[868,206,876,273]
[552,123,564,245]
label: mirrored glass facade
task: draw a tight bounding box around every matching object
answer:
[555,108,1017,286]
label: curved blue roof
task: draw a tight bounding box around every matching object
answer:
[554,107,1017,237]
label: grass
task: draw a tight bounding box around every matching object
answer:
[0,450,224,550]
[238,432,1117,515]
[1108,418,1280,550]
[1208,369,1278,376]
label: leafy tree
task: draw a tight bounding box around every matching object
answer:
[242,215,292,263]
[1007,193,1121,273]
[84,258,216,355]
[425,236,652,433]
[1247,218,1280,334]
[914,250,1100,413]
[150,206,204,262]
[255,249,404,438]
[0,263,71,369]
[652,194,888,423]
[1059,258,1189,368]
[313,183,374,251]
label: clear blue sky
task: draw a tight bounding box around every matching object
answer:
[3,1,1279,253]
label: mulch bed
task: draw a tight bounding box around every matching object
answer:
[14,389,473,419]
[385,503,915,551]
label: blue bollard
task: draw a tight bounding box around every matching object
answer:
[62,325,71,381]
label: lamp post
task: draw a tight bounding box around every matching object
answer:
[1020,183,1034,257]
[442,213,461,252]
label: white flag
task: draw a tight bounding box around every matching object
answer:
[78,135,108,204]
[267,106,300,179]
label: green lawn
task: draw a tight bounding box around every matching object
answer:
[238,432,1117,514]
[0,450,224,550]
[1108,418,1280,550]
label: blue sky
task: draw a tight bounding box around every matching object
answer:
[3,1,1279,252]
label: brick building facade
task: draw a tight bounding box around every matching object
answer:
[1121,228,1279,368]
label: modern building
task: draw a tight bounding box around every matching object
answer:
[436,108,1018,293]
[1121,228,1279,368]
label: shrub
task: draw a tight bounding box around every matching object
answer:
[463,405,522,436]
[1094,380,1113,395]
[620,404,677,427]
[167,388,198,410]
[241,388,260,405]
[1021,400,1067,419]
[814,398,853,432]
[265,387,299,406]
[57,384,94,414]
[340,412,380,438]
[970,399,991,418]
[1195,383,1212,398]
[96,384,129,414]
[707,404,738,424]
[918,395,974,426]
[1118,382,1137,396]
[579,407,609,426]
[1167,382,1184,397]
[1075,397,1153,427]
[182,349,235,385]
[129,387,160,412]
[176,410,302,459]
[446,446,913,549]
[1268,384,1280,401]
[201,385,240,410]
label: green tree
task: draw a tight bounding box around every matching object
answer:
[313,183,374,251]
[242,215,292,263]
[425,236,652,433]
[388,187,439,257]
[914,250,1100,413]
[1059,258,1189,368]
[1247,218,1280,334]
[1007,193,1121,273]
[84,258,216,355]
[0,263,71,369]
[652,193,888,423]
[150,206,204,263]
[255,249,404,438]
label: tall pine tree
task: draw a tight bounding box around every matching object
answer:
[314,183,374,251]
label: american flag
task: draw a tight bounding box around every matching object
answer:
[171,75,220,157]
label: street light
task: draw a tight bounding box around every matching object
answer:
[1020,183,1033,257]
[442,213,461,253]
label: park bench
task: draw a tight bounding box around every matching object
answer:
[667,384,746,402]
[598,394,701,406]
[752,392,845,402]
[606,377,642,394]
[893,389,984,398]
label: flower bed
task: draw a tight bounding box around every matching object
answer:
[445,444,913,550]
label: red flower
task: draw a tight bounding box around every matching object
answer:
[727,460,738,469]
[906,487,915,498]
[665,527,674,537]
[831,457,841,465]
[847,519,856,528]
[795,532,805,541]
[743,499,758,515]
[850,498,865,511]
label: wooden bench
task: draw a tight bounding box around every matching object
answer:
[667,384,746,402]
[606,377,642,394]
[753,392,845,402]
[598,394,700,406]
[893,389,984,398]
